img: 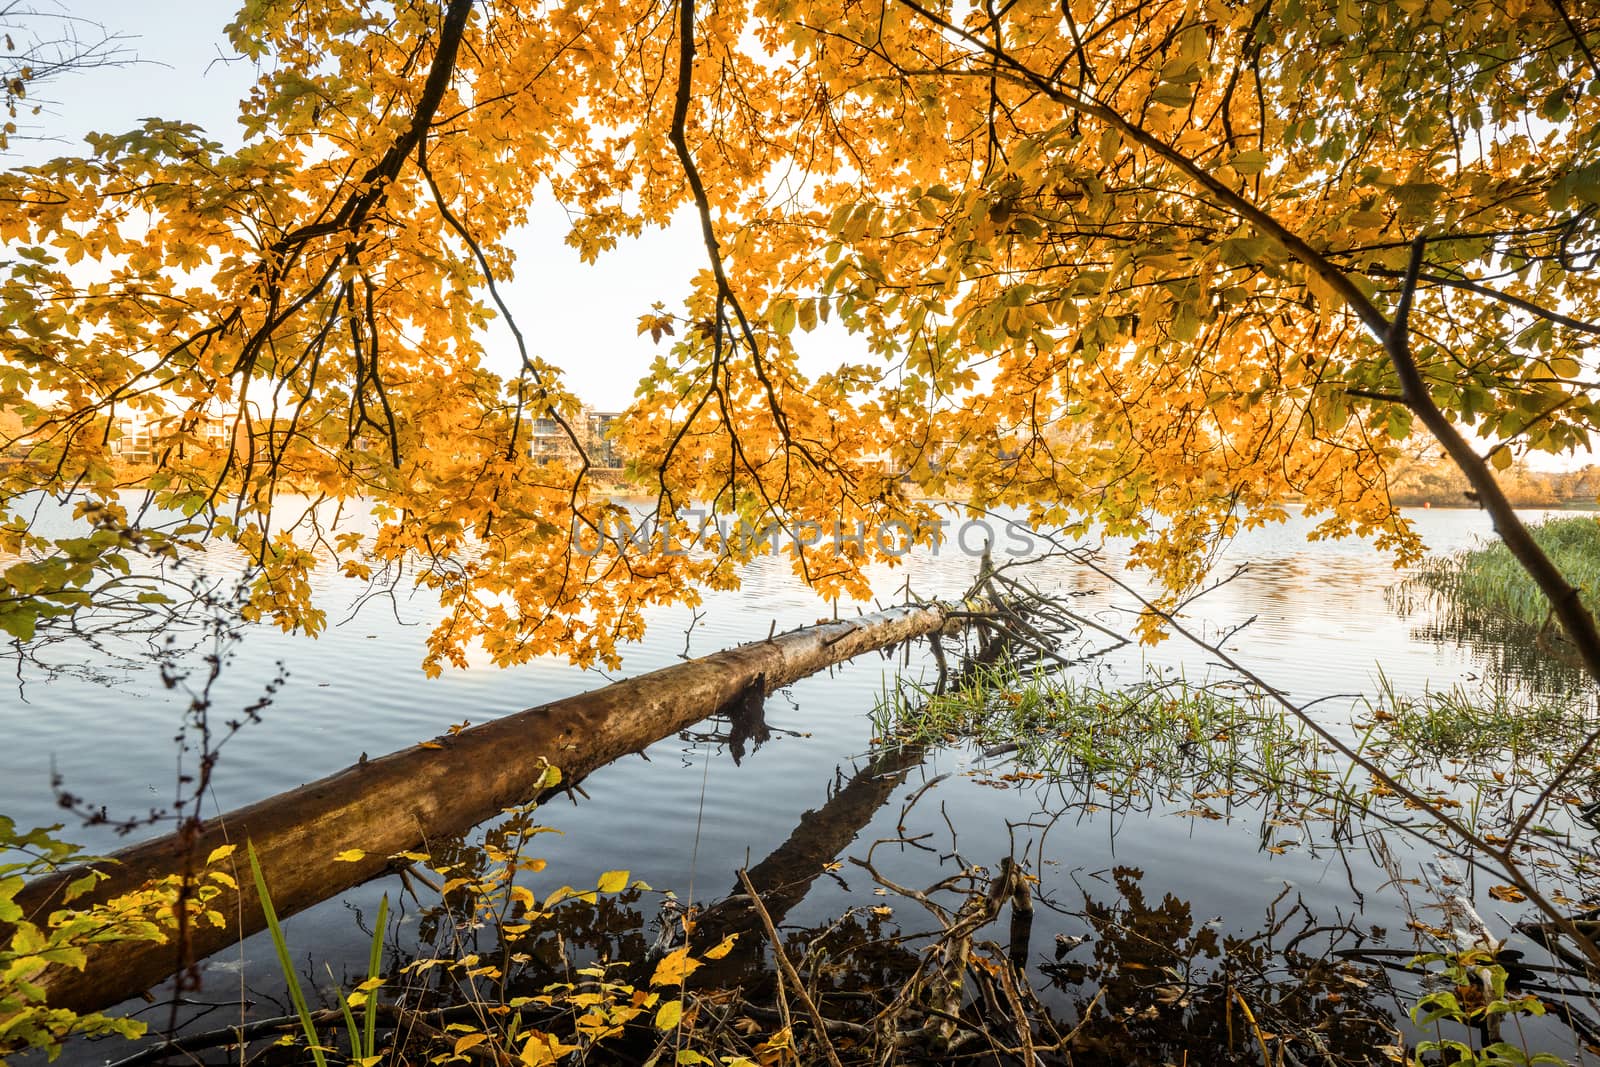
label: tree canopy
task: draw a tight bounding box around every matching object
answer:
[1,0,1597,670]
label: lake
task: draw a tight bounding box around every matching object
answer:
[4,503,1597,1064]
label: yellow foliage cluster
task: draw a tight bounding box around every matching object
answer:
[0,0,1595,663]
[327,770,754,1066]
[1,825,238,1062]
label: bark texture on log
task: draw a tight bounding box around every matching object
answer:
[17,605,945,1015]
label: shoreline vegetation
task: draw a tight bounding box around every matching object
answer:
[1384,456,1600,510]
[9,409,1599,514]
[1413,516,1600,633]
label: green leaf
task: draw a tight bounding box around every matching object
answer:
[0,608,37,642]
[1229,150,1271,176]
[1412,990,1462,1025]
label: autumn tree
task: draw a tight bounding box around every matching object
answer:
[0,0,1596,671]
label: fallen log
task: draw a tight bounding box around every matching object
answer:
[16,604,947,1016]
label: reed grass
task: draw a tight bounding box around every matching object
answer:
[1368,673,1595,764]
[1412,515,1600,630]
[872,663,1317,794]
[247,840,330,1067]
[247,841,389,1066]
[874,659,1600,837]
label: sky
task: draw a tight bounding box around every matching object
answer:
[9,0,707,411]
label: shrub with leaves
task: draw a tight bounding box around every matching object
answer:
[1,819,236,1062]
[243,764,752,1065]
[1409,948,1564,1067]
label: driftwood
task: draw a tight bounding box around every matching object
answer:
[15,604,946,1016]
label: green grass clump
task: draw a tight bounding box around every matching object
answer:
[1413,516,1600,630]
[872,662,1316,792]
[1363,673,1598,781]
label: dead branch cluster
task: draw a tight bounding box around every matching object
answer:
[926,546,1126,692]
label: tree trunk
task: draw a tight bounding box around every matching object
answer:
[15,604,945,1016]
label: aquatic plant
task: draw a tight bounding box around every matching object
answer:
[1412,518,1600,637]
[873,652,1600,1065]
[874,663,1319,799]
[1365,672,1598,774]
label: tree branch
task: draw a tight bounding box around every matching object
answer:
[1364,264,1600,338]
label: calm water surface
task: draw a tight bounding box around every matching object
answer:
[3,504,1593,1062]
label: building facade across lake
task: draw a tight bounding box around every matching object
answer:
[530,409,624,471]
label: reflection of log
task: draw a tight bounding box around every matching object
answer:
[691,741,927,980]
[17,605,946,1015]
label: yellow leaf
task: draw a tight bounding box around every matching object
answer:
[520,1030,578,1066]
[701,934,737,961]
[655,998,683,1030]
[334,849,367,863]
[454,1033,488,1055]
[597,869,629,894]
[205,845,237,866]
[650,946,701,987]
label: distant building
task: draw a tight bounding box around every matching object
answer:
[586,411,623,470]
[110,408,233,465]
[530,409,624,471]
[529,416,569,462]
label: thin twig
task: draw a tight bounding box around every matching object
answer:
[736,868,846,1067]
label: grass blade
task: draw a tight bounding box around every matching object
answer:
[246,840,329,1067]
[335,966,362,1062]
[363,893,389,1057]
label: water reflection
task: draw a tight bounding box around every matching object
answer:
[18,505,1600,1064]
[85,684,1600,1066]
[1392,578,1592,694]
[1043,867,1402,1065]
